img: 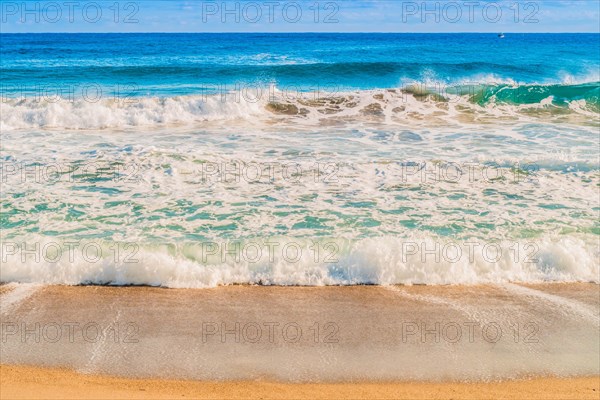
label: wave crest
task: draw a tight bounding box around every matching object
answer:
[1,235,598,288]
[2,82,598,131]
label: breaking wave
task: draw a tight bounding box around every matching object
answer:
[1,235,598,288]
[1,82,598,131]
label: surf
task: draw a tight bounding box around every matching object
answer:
[1,82,598,131]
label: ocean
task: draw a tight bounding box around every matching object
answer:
[1,33,599,287]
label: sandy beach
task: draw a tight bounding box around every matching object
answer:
[1,283,599,399]
[1,364,598,400]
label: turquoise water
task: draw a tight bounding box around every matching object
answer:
[1,33,598,286]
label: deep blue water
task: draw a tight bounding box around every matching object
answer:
[1,33,599,97]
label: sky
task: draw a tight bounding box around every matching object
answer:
[1,0,599,33]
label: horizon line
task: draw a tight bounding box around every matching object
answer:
[2,31,598,34]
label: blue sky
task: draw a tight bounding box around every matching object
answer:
[1,1,599,33]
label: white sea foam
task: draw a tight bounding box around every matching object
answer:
[2,83,598,289]
[1,84,597,131]
[1,235,597,288]
[0,94,268,131]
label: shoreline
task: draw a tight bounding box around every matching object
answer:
[1,283,598,396]
[1,365,598,400]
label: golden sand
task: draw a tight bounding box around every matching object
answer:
[1,365,598,400]
[1,283,598,399]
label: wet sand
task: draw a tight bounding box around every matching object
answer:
[1,283,598,398]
